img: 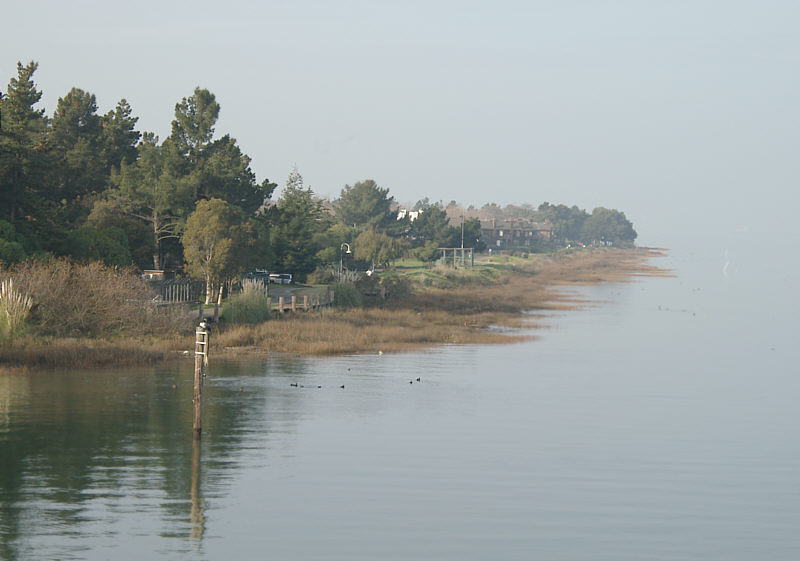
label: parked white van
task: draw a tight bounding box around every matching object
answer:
[269,273,292,285]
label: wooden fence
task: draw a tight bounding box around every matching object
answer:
[148,279,334,314]
[149,279,206,303]
[269,290,334,313]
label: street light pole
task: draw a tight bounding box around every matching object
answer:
[340,243,351,280]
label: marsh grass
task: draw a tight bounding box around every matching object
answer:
[332,282,363,308]
[225,279,272,324]
[215,307,530,355]
[0,335,182,370]
[213,248,668,356]
[1,248,668,369]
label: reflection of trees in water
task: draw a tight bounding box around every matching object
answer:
[0,359,311,559]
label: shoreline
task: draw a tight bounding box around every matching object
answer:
[0,248,669,373]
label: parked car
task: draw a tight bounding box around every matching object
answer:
[244,269,269,283]
[269,273,292,285]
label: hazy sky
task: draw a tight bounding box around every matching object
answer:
[3,1,798,244]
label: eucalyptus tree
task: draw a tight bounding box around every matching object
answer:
[353,228,405,270]
[183,198,237,306]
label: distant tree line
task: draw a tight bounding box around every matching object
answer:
[424,201,637,248]
[1,61,637,291]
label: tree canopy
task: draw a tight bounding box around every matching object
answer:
[0,60,640,280]
[335,179,396,230]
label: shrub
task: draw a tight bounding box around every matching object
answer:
[62,226,133,267]
[0,278,33,340]
[307,267,336,285]
[379,274,413,302]
[225,279,272,324]
[0,239,26,265]
[332,282,362,308]
[10,258,187,336]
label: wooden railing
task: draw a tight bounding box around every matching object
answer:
[149,279,205,303]
[268,290,334,313]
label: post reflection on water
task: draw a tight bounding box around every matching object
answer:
[0,358,310,560]
[189,438,204,543]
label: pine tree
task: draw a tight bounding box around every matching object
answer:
[0,61,52,227]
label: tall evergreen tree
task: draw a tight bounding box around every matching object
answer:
[111,133,192,269]
[170,87,219,166]
[269,170,329,280]
[99,99,140,171]
[49,88,106,209]
[335,179,396,230]
[202,134,275,214]
[168,88,271,214]
[0,61,52,228]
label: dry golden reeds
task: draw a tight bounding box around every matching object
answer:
[0,336,176,369]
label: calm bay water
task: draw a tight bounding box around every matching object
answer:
[1,233,798,560]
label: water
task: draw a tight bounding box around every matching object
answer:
[1,234,798,560]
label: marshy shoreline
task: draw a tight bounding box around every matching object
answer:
[0,248,668,373]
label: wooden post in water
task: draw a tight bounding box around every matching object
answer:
[193,323,208,439]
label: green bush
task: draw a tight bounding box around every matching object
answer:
[225,285,272,324]
[62,226,133,267]
[0,220,27,265]
[332,282,362,308]
[379,274,413,302]
[307,267,336,285]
